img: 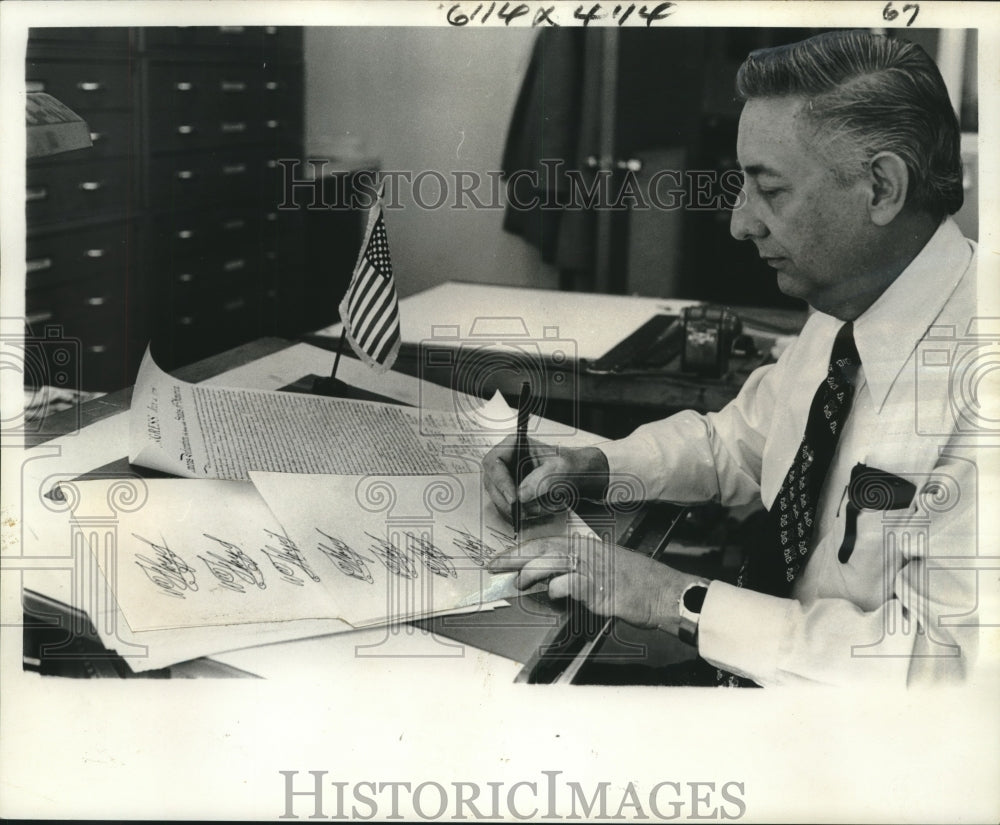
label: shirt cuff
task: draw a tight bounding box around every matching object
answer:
[598,431,660,485]
[698,581,792,686]
[596,411,726,506]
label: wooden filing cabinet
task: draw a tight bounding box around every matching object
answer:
[25,26,319,391]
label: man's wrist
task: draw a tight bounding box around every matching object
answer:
[648,569,703,634]
[677,579,711,646]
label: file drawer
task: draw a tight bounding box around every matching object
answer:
[25,59,135,112]
[35,109,135,163]
[26,277,125,328]
[148,153,263,210]
[150,208,261,260]
[26,159,133,224]
[28,28,132,47]
[144,26,262,51]
[26,222,131,291]
[151,113,263,153]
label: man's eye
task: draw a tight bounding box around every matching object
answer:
[758,187,782,198]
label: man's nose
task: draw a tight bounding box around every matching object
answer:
[730,196,768,241]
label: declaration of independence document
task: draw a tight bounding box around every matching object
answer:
[128,348,479,479]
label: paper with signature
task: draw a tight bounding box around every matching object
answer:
[249,469,580,627]
[128,348,479,480]
[71,475,538,635]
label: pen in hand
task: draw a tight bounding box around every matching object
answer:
[512,381,532,537]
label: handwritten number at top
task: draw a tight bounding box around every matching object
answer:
[445,2,676,27]
[882,1,919,26]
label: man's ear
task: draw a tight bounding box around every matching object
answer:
[867,151,909,226]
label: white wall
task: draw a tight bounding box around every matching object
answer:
[304,28,559,298]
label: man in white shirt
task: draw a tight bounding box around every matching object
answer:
[483,30,980,686]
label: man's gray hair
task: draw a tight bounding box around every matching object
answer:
[736,29,964,218]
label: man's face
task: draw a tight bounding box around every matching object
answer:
[730,96,877,315]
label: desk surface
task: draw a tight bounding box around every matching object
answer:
[308,282,807,435]
[17,337,692,682]
[316,281,701,361]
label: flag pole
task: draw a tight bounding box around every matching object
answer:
[330,326,348,381]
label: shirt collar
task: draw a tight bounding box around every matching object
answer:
[845,217,973,411]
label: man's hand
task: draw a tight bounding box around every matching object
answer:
[481,436,610,524]
[488,534,701,634]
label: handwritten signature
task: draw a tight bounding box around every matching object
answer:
[261,528,320,586]
[316,528,376,584]
[198,533,267,593]
[447,525,503,568]
[365,532,419,579]
[133,532,198,598]
[407,534,458,579]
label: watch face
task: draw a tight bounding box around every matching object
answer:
[683,585,708,614]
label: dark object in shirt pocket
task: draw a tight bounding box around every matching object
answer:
[838,463,917,564]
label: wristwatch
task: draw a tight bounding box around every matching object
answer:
[677,580,710,646]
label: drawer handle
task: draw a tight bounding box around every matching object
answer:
[177,229,194,240]
[27,257,53,273]
[219,26,245,33]
[77,81,104,92]
[223,297,246,312]
[86,296,107,307]
[178,316,194,326]
[26,310,54,325]
[266,211,277,221]
[223,219,246,231]
[79,181,104,192]
[223,258,246,272]
[178,273,194,283]
[86,345,108,355]
[220,81,247,92]
[221,121,247,133]
[26,186,48,202]
[177,124,194,135]
[84,248,106,258]
[26,80,46,93]
[222,163,247,175]
[89,131,104,143]
[265,81,279,91]
[266,119,279,129]
[175,81,194,92]
[176,169,195,180]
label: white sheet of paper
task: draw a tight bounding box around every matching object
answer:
[128,348,477,480]
[94,599,504,673]
[250,470,586,627]
[58,477,511,644]
[70,478,351,631]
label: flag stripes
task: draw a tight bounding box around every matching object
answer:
[338,199,401,372]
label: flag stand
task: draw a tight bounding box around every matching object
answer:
[308,328,402,404]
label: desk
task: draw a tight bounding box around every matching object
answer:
[15,337,697,682]
[306,281,807,437]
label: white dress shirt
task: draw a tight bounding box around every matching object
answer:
[600,218,980,686]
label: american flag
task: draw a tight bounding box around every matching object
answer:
[338,192,401,371]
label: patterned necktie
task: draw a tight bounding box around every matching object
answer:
[717,321,860,686]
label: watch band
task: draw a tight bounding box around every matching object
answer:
[677,580,710,647]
